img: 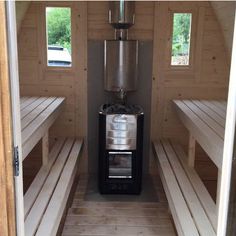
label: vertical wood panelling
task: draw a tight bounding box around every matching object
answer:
[87,1,154,40]
[151,1,229,142]
[18,2,88,174]
[18,1,230,179]
[0,2,16,236]
[150,1,229,177]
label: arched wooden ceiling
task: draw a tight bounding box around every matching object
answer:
[16,1,31,33]
[211,1,236,60]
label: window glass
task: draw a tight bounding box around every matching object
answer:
[46,7,72,67]
[171,13,192,66]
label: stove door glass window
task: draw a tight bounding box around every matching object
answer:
[108,152,132,179]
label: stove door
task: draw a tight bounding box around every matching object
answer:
[108,151,132,179]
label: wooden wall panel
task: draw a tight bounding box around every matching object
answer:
[150,1,230,178]
[18,1,231,178]
[88,1,154,40]
[151,1,229,140]
[18,1,88,173]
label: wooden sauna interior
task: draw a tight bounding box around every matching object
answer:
[1,1,236,236]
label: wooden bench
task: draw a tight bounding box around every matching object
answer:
[24,138,83,236]
[173,100,225,169]
[173,99,226,212]
[153,139,216,236]
[20,96,65,160]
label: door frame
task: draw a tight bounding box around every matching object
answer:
[217,9,236,236]
[5,1,25,235]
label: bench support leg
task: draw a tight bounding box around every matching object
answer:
[42,132,49,165]
[188,135,196,167]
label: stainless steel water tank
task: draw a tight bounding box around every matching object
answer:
[104,40,138,92]
[108,1,135,29]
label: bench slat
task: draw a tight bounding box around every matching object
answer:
[21,97,48,119]
[21,97,56,130]
[161,140,216,236]
[173,100,223,169]
[25,139,74,236]
[20,96,30,104]
[36,139,83,236]
[22,97,65,160]
[153,141,199,236]
[183,100,224,138]
[191,100,225,128]
[211,101,226,112]
[171,141,217,231]
[21,97,39,110]
[24,138,66,218]
[201,100,226,119]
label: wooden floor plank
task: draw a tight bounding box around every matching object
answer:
[62,225,176,236]
[68,207,170,217]
[61,173,177,236]
[72,201,165,209]
[65,215,173,227]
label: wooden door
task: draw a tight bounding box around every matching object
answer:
[3,1,25,235]
[0,2,17,236]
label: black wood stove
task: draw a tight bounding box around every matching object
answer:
[99,104,144,194]
[98,1,143,194]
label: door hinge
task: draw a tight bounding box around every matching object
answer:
[14,146,19,176]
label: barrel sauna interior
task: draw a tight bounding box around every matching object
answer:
[0,1,235,236]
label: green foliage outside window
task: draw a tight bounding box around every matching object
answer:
[46,7,71,53]
[171,13,192,65]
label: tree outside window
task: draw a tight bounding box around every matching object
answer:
[46,7,72,67]
[171,13,192,66]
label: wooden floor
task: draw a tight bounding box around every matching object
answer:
[61,175,177,236]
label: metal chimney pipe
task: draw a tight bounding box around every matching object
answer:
[104,1,138,93]
[108,1,135,30]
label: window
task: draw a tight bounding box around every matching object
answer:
[46,7,72,67]
[171,13,192,66]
